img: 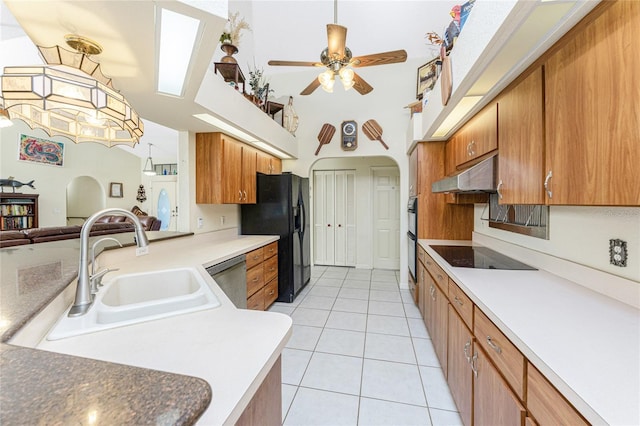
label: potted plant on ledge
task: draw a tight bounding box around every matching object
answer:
[219,12,250,64]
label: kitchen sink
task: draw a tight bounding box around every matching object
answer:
[47,267,221,340]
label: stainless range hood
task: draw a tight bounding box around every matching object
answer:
[432,155,497,193]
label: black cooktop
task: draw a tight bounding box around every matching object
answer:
[429,245,536,270]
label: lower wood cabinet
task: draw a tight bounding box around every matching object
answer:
[473,344,526,426]
[246,241,278,311]
[235,356,282,426]
[527,363,589,426]
[416,245,589,426]
[448,306,474,426]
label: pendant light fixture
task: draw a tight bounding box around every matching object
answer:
[143,143,157,176]
[1,35,143,146]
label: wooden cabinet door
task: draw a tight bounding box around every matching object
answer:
[409,146,418,196]
[448,306,473,426]
[271,157,282,174]
[473,345,526,426]
[544,0,640,205]
[222,136,243,204]
[256,151,272,175]
[454,104,498,168]
[417,260,426,318]
[241,145,257,203]
[434,282,448,377]
[497,67,545,204]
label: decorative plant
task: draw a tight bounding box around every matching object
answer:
[248,65,274,101]
[220,11,251,46]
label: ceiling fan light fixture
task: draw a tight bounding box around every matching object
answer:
[338,67,355,90]
[0,107,13,128]
[318,69,335,93]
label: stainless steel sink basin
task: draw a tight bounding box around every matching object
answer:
[47,267,221,340]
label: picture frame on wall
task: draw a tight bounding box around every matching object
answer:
[416,58,439,100]
[109,182,123,198]
[18,134,64,167]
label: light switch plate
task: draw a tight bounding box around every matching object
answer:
[609,239,627,267]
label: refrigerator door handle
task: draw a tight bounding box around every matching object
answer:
[299,197,306,239]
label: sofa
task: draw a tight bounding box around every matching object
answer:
[0,207,161,248]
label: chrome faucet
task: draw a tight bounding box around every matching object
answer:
[69,208,149,317]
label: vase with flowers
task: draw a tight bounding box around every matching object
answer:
[247,65,274,106]
[219,12,250,63]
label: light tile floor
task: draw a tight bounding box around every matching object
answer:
[268,265,463,426]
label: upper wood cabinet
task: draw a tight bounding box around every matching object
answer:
[543,0,640,205]
[196,132,257,204]
[450,103,498,169]
[256,151,282,175]
[497,67,545,205]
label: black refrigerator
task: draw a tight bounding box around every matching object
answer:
[241,172,310,302]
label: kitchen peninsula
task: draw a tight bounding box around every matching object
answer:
[0,230,292,425]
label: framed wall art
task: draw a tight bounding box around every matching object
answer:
[416,58,439,100]
[109,182,123,198]
[18,134,64,167]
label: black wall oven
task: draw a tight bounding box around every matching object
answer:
[407,197,418,284]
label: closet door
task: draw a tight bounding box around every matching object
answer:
[313,171,335,265]
[313,170,355,267]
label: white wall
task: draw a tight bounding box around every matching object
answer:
[0,121,142,227]
[474,205,640,282]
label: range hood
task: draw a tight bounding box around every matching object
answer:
[432,155,497,193]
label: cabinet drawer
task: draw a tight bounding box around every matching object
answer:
[424,253,447,292]
[263,278,278,308]
[246,247,264,270]
[474,307,525,400]
[527,363,588,426]
[263,241,278,260]
[448,279,473,330]
[247,289,265,311]
[264,255,278,283]
[246,265,264,297]
[417,244,426,266]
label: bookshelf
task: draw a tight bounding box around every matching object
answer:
[0,193,39,230]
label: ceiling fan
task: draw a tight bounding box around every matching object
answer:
[267,2,407,95]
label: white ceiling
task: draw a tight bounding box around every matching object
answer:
[1,0,459,159]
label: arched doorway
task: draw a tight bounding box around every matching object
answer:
[66,176,105,225]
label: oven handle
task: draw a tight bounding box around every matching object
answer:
[407,231,416,241]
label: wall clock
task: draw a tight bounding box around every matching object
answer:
[341,120,358,151]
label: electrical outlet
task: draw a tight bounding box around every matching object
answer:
[609,238,627,267]
[197,217,203,229]
[220,216,226,225]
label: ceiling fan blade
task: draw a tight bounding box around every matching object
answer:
[351,50,408,68]
[268,60,323,67]
[327,24,347,59]
[301,78,321,95]
[353,72,373,95]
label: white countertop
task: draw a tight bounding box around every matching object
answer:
[21,231,292,425]
[419,239,640,425]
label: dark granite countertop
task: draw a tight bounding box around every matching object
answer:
[0,231,213,425]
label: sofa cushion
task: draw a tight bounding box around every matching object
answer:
[23,226,82,239]
[0,231,30,248]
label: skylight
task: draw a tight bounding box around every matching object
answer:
[157,8,201,97]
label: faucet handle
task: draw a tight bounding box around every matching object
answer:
[90,268,119,294]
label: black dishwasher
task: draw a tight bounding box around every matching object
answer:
[205,255,247,309]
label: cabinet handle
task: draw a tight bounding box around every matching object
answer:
[544,170,553,199]
[471,352,479,377]
[338,224,342,227]
[463,340,471,363]
[466,142,472,157]
[268,289,274,295]
[328,224,331,227]
[426,260,432,266]
[496,179,503,199]
[238,190,242,201]
[437,274,444,281]
[252,277,259,282]
[243,190,247,201]
[253,255,260,260]
[454,296,464,307]
[486,336,502,354]
[430,285,436,301]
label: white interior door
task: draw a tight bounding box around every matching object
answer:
[372,167,400,269]
[313,171,334,265]
[150,177,178,231]
[313,169,355,267]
